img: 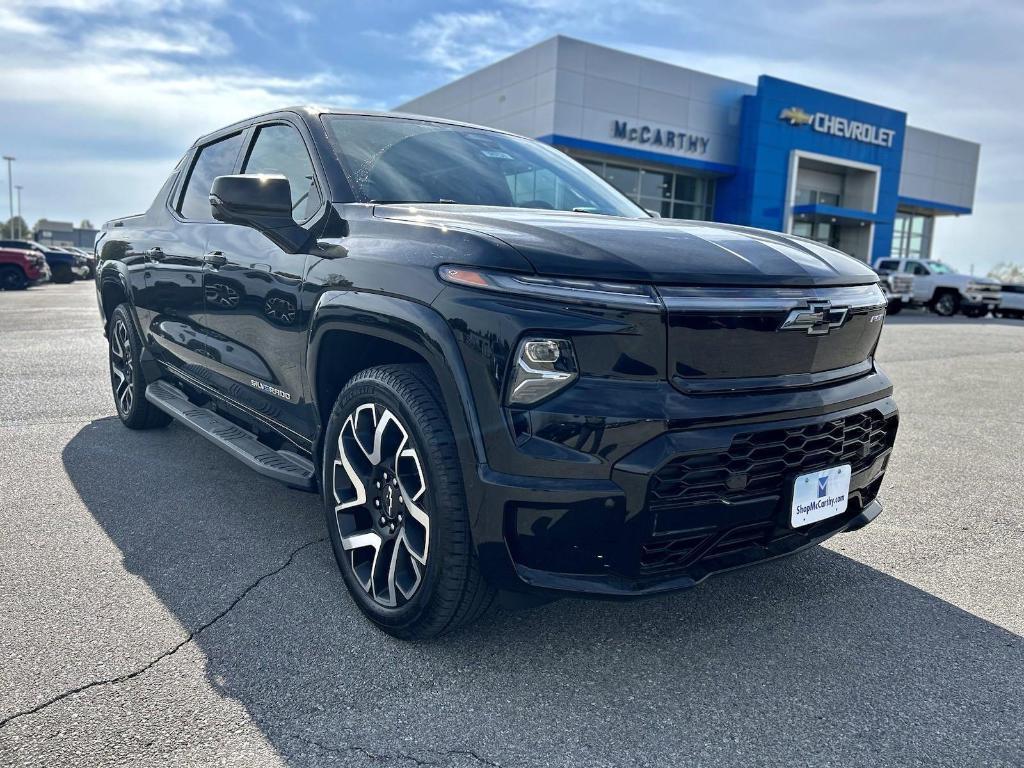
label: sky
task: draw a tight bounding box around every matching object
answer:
[0,0,1021,274]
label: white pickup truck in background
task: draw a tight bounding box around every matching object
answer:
[873,258,1002,317]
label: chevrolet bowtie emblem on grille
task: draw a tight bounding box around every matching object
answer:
[780,301,849,335]
[779,106,814,126]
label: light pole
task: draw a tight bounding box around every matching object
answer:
[15,185,23,239]
[3,156,14,239]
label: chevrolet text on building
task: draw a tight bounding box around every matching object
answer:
[611,120,710,155]
[779,106,896,148]
[400,36,979,265]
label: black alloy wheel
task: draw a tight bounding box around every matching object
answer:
[108,304,172,430]
[0,266,28,290]
[933,292,960,317]
[324,364,494,639]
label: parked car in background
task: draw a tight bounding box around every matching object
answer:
[874,265,913,315]
[43,246,89,283]
[0,246,50,289]
[63,246,97,278]
[873,258,1001,317]
[995,284,1024,319]
[0,239,48,257]
[0,239,83,284]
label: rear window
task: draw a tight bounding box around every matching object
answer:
[179,133,244,221]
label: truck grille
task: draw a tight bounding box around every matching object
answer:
[649,411,896,510]
[890,274,913,293]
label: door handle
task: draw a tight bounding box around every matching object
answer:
[204,251,227,267]
[145,247,165,262]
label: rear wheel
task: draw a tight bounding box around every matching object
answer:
[0,265,28,290]
[109,304,172,430]
[932,291,960,317]
[323,364,494,640]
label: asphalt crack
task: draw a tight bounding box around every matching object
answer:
[0,537,327,731]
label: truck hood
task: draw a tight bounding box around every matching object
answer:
[373,205,880,287]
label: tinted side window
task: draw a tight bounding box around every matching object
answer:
[876,260,900,272]
[179,133,244,221]
[243,124,322,222]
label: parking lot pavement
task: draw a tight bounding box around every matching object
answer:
[0,281,1021,768]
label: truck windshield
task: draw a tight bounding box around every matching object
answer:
[924,261,954,274]
[323,115,646,217]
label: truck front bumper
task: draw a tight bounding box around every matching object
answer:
[471,389,898,598]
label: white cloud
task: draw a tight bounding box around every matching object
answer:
[0,0,357,226]
[84,21,232,56]
[280,4,313,24]
[406,11,547,73]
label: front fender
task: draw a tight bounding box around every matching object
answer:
[307,291,487,505]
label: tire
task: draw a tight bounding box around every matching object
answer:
[962,306,987,318]
[52,264,75,284]
[323,364,495,640]
[108,304,172,430]
[886,298,903,315]
[0,265,28,290]
[932,291,960,317]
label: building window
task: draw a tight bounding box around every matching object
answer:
[891,212,933,259]
[795,187,841,207]
[577,158,715,220]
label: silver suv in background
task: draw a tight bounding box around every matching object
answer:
[873,258,1001,317]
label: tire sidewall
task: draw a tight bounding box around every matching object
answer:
[933,292,959,316]
[322,373,452,632]
[0,266,27,290]
[109,305,145,425]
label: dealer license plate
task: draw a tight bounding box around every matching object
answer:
[791,465,851,528]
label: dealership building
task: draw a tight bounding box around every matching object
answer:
[398,36,979,264]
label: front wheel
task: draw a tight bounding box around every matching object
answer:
[323,364,494,640]
[0,266,28,290]
[886,298,903,315]
[932,292,960,317]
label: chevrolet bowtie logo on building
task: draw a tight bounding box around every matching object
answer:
[779,107,813,126]
[780,301,850,335]
[778,106,896,148]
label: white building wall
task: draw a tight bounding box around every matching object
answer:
[899,126,979,211]
[396,36,752,168]
[551,36,752,167]
[397,38,559,139]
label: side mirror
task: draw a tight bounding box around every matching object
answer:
[209,174,312,253]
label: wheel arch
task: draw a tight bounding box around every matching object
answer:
[307,291,487,495]
[930,285,961,302]
[97,264,132,334]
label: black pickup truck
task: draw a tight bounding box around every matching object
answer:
[95,107,898,639]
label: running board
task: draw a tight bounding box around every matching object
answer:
[145,380,316,491]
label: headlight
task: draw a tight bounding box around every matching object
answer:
[438,266,660,310]
[507,337,578,405]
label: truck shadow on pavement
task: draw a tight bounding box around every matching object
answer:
[62,416,1023,766]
